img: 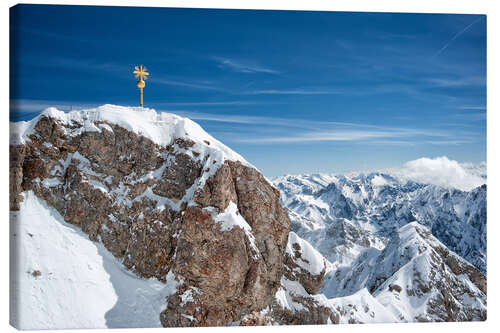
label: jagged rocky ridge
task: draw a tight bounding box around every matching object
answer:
[10,105,291,327]
[271,172,486,322]
[274,173,486,274]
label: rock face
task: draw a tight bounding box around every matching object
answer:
[269,232,335,325]
[161,162,290,326]
[10,105,291,327]
[283,232,327,295]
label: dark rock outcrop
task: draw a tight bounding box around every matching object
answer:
[283,233,327,295]
[10,110,291,327]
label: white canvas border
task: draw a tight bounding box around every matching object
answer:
[2,1,497,333]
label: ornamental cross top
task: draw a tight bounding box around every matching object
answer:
[133,64,149,81]
[133,64,149,108]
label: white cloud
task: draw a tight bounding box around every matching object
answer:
[457,106,486,111]
[239,130,400,143]
[371,175,389,187]
[426,76,485,88]
[400,156,485,191]
[173,110,463,145]
[244,89,340,95]
[150,78,227,91]
[11,99,98,113]
[213,57,279,74]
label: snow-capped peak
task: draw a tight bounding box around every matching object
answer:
[10,104,252,169]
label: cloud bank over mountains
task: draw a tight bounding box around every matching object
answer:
[398,156,486,191]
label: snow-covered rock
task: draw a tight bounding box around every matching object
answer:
[372,223,486,322]
[274,172,486,274]
[10,191,181,329]
[10,105,290,328]
[324,288,399,323]
[283,232,331,295]
[273,169,486,323]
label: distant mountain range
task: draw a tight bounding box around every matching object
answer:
[271,169,486,322]
[273,170,486,274]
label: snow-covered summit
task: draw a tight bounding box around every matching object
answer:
[10,103,291,328]
[10,104,252,169]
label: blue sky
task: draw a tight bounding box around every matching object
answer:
[10,5,486,177]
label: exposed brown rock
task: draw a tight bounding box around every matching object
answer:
[283,241,326,295]
[269,295,336,325]
[161,159,291,327]
[10,114,291,327]
[9,144,25,210]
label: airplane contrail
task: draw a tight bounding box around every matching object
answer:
[433,16,484,57]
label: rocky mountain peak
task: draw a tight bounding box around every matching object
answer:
[10,105,291,327]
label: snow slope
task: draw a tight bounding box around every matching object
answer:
[286,231,329,275]
[10,191,181,329]
[371,223,486,322]
[323,288,398,323]
[10,191,116,329]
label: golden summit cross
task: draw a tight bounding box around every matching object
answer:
[133,64,149,107]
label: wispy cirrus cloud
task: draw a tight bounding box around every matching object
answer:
[243,89,342,95]
[18,55,230,92]
[237,130,402,144]
[169,111,271,125]
[10,99,102,121]
[453,113,486,121]
[457,106,486,111]
[240,82,461,99]
[234,128,453,144]
[213,57,279,74]
[17,55,127,75]
[10,99,98,113]
[426,76,485,88]
[171,110,402,130]
[433,16,484,58]
[171,110,461,146]
[154,101,258,106]
[149,77,228,91]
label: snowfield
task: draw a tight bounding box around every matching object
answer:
[10,191,181,329]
